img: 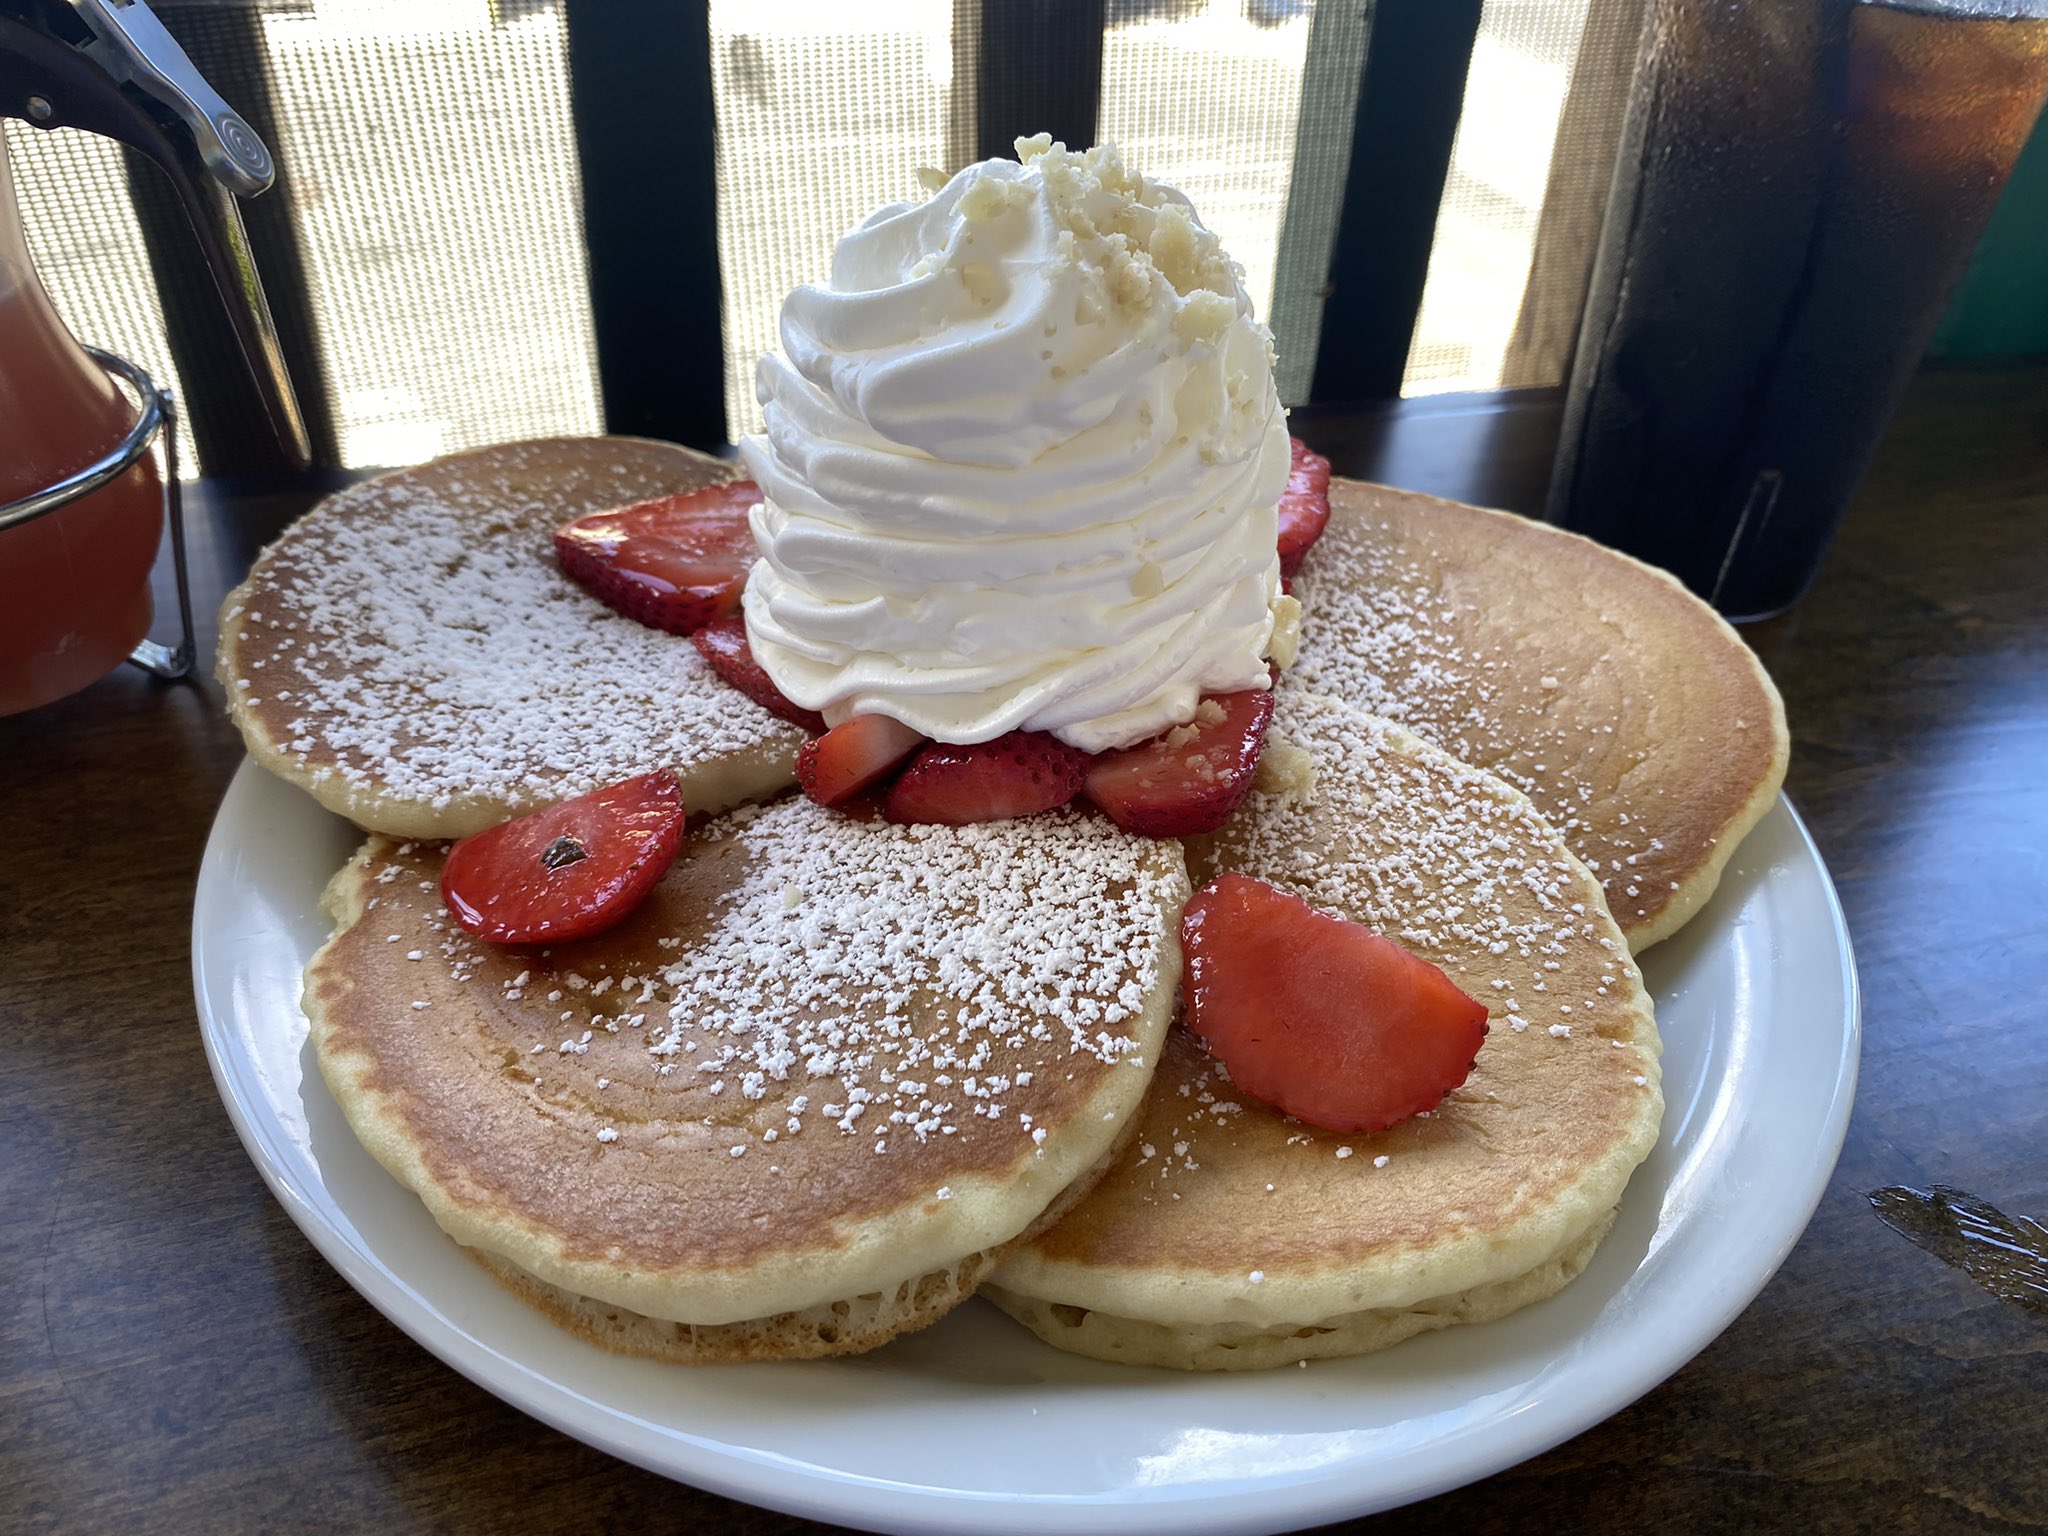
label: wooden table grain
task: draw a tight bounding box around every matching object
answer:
[4,364,2043,1535]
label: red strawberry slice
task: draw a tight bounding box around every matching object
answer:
[1277,437,1331,580]
[1180,872,1489,1133]
[1083,687,1274,837]
[440,771,686,945]
[885,731,1091,826]
[555,480,764,635]
[690,615,826,733]
[797,714,926,807]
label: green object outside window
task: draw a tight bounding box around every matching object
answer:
[1935,108,2048,359]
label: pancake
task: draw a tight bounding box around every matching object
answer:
[305,793,1187,1361]
[461,1112,1135,1364]
[993,1203,1618,1371]
[218,437,806,840]
[985,690,1663,1370]
[1287,478,1788,949]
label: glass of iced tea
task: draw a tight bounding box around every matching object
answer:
[1547,0,2048,621]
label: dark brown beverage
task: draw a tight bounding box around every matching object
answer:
[1547,0,2048,621]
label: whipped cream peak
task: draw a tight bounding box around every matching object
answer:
[741,137,1290,754]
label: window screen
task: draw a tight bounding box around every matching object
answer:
[1405,0,1646,394]
[1098,3,1315,366]
[260,1,602,465]
[7,0,603,474]
[6,126,190,471]
[708,0,957,442]
[8,0,1648,481]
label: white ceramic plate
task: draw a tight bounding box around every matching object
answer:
[194,760,1858,1534]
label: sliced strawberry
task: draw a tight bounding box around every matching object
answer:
[797,714,926,807]
[1277,437,1332,580]
[440,771,686,945]
[1181,872,1489,1133]
[690,615,826,733]
[555,480,764,635]
[885,731,1091,826]
[1083,687,1274,837]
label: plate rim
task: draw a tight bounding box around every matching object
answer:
[193,761,1860,1535]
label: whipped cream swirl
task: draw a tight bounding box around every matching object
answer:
[739,136,1290,754]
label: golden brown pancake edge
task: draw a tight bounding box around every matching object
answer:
[1290,477,1788,950]
[460,1105,1145,1364]
[985,1206,1617,1371]
[988,694,1663,1363]
[218,435,804,840]
[304,796,1189,1332]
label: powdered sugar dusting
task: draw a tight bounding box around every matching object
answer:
[1213,692,1630,1021]
[227,445,802,812]
[1117,691,1653,1196]
[640,797,1185,1151]
[368,794,1184,1164]
[1290,533,1486,737]
[1287,493,1677,928]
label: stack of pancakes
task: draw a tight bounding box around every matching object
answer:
[220,436,1786,1369]
[986,693,1660,1367]
[1285,480,1786,948]
[311,802,1185,1360]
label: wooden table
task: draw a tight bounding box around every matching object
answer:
[4,364,2043,1534]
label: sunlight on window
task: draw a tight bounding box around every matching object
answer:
[7,128,193,475]
[1404,0,1591,395]
[261,0,603,466]
[708,0,955,441]
[709,0,1317,437]
[9,0,1615,476]
[1099,1,1315,332]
